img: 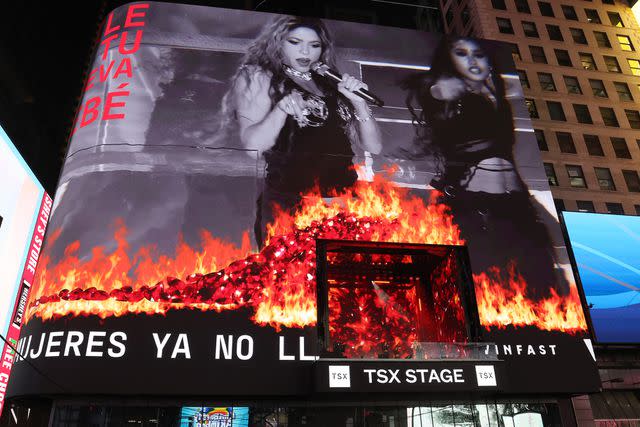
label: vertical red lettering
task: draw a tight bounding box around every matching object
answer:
[86,68,98,91]
[113,57,133,79]
[124,4,149,28]
[103,90,129,120]
[118,31,143,55]
[100,34,119,60]
[103,12,121,36]
[80,97,101,127]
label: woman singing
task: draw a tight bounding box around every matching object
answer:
[221,16,382,245]
[404,37,566,293]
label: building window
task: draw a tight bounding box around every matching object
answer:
[576,200,596,212]
[602,0,614,4]
[555,49,572,66]
[523,21,539,37]
[567,165,588,188]
[594,31,611,48]
[530,46,547,63]
[625,110,640,129]
[492,0,507,9]
[563,76,582,94]
[497,18,514,34]
[573,104,593,124]
[561,5,578,20]
[546,24,564,41]
[636,204,640,215]
[517,70,530,88]
[547,101,566,121]
[622,170,640,192]
[585,9,602,24]
[595,167,616,190]
[544,163,558,186]
[589,79,608,97]
[584,134,604,156]
[557,131,577,153]
[554,199,566,212]
[445,7,454,27]
[509,43,522,61]
[600,107,619,127]
[617,35,634,52]
[538,1,554,17]
[603,56,621,72]
[570,28,588,44]
[608,12,624,27]
[614,82,633,101]
[515,0,531,14]
[525,98,539,118]
[627,59,640,76]
[535,129,548,151]
[538,72,556,91]
[611,137,631,158]
[606,202,624,214]
[579,52,596,70]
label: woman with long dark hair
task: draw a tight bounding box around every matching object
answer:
[404,37,567,293]
[221,16,382,245]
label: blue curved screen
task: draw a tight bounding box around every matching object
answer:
[564,211,640,343]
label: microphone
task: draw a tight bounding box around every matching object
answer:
[311,62,385,107]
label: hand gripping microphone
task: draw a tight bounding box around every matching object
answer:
[311,62,385,107]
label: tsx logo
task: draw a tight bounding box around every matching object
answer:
[475,365,497,387]
[329,365,351,388]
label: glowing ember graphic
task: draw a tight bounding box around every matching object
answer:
[473,263,587,333]
[26,172,587,336]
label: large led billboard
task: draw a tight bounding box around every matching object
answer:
[7,2,598,399]
[0,124,52,413]
[564,211,640,344]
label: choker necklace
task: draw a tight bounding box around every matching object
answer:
[283,64,312,81]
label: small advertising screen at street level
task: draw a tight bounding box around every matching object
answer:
[7,2,598,400]
[564,211,640,344]
[0,124,52,415]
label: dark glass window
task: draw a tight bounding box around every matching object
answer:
[585,9,602,23]
[576,200,596,212]
[557,131,577,153]
[517,70,530,88]
[535,129,548,150]
[636,204,640,215]
[462,7,471,26]
[530,45,547,63]
[538,72,556,91]
[606,202,624,214]
[523,21,539,37]
[608,12,624,27]
[594,31,611,48]
[614,82,633,101]
[445,7,454,26]
[595,167,616,190]
[538,1,554,17]
[567,165,588,188]
[570,28,588,44]
[628,59,640,76]
[555,49,572,66]
[525,98,539,118]
[562,5,578,20]
[602,0,614,4]
[497,18,514,34]
[617,35,634,51]
[579,52,596,70]
[548,101,566,121]
[544,163,558,186]
[589,79,608,97]
[515,0,531,13]
[573,104,593,124]
[600,107,619,127]
[509,43,522,61]
[611,137,631,158]
[564,76,582,94]
[554,199,566,212]
[584,134,604,156]
[625,110,640,129]
[546,24,564,41]
[622,170,640,192]
[492,0,507,9]
[604,56,621,72]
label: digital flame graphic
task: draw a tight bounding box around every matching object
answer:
[27,172,587,338]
